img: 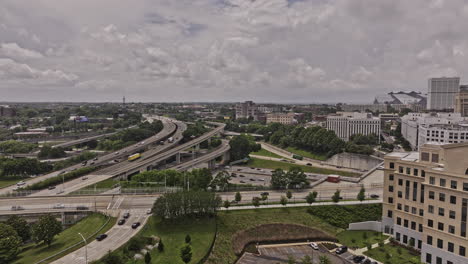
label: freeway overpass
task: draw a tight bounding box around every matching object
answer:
[52,131,117,148]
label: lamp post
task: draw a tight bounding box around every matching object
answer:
[78,232,88,264]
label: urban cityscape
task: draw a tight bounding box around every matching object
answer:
[0,1,467,264]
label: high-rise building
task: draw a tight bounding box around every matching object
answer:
[382,142,468,264]
[326,112,381,141]
[455,85,468,117]
[427,77,460,110]
[235,101,259,120]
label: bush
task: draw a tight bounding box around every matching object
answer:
[127,237,146,252]
[307,204,382,229]
[25,166,97,190]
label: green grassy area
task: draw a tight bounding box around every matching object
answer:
[337,230,389,249]
[206,207,341,264]
[250,148,282,158]
[365,243,422,264]
[94,216,216,264]
[13,213,115,264]
[80,177,120,190]
[0,177,23,188]
[286,146,328,161]
[244,157,360,177]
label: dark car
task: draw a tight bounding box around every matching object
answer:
[370,194,380,199]
[118,219,126,225]
[240,180,245,183]
[335,245,348,254]
[353,255,365,263]
[131,222,141,229]
[249,178,255,181]
[306,163,312,166]
[261,192,269,196]
[362,259,372,264]
[76,205,89,210]
[96,234,108,241]
[239,174,245,177]
[123,212,130,219]
[48,186,56,190]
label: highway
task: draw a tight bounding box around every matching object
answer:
[0,117,177,196]
[172,140,230,171]
[52,131,117,149]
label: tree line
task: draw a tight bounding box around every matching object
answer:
[0,157,52,177]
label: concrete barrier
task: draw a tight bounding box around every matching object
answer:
[348,221,382,232]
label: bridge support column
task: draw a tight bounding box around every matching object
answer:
[176,153,181,164]
[195,144,200,151]
[221,151,230,164]
[207,138,212,145]
[61,212,66,225]
[208,160,216,170]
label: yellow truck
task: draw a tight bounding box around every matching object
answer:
[127,153,141,161]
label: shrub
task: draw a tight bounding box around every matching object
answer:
[307,204,382,229]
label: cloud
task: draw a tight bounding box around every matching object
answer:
[0,58,78,82]
[0,42,44,60]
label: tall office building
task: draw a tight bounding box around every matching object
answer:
[427,77,460,110]
[455,85,468,117]
[326,112,381,141]
[382,142,468,264]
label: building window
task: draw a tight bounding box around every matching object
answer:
[430,177,435,185]
[426,253,432,263]
[389,174,394,181]
[451,180,457,189]
[388,197,393,203]
[389,162,394,169]
[428,219,433,227]
[428,205,434,213]
[411,207,417,214]
[398,191,402,198]
[418,224,423,232]
[419,209,424,216]
[460,246,466,257]
[411,221,416,230]
[397,203,402,210]
[403,235,408,244]
[448,242,454,253]
[406,167,411,175]
[439,193,445,202]
[397,217,401,225]
[463,182,468,191]
[399,166,404,173]
[404,205,409,212]
[450,195,456,204]
[427,236,433,245]
[398,179,403,185]
[389,185,394,192]
[438,208,445,216]
[449,210,456,219]
[436,257,442,264]
[421,170,425,177]
[438,222,444,231]
[404,219,409,228]
[429,191,435,199]
[387,210,393,218]
[422,152,430,161]
[396,232,400,241]
[440,178,446,187]
[437,239,443,249]
[414,168,418,176]
[448,225,455,234]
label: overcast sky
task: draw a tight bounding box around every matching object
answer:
[1,0,467,103]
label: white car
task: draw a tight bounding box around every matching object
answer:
[16,181,26,186]
[53,204,65,209]
[310,242,319,250]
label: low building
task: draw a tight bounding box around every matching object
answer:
[326,112,381,141]
[342,104,388,113]
[382,142,468,264]
[266,113,304,125]
[0,105,16,117]
[418,123,468,146]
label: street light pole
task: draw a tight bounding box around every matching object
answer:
[78,232,88,264]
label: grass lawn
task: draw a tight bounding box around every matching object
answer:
[337,230,389,249]
[13,213,115,264]
[95,216,217,264]
[206,207,341,264]
[286,146,328,161]
[251,148,282,158]
[81,177,120,190]
[365,243,422,264]
[0,177,23,188]
[245,157,360,177]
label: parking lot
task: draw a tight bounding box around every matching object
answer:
[236,244,347,264]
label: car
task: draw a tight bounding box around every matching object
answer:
[48,186,56,190]
[352,255,365,263]
[118,219,126,225]
[259,178,265,182]
[93,157,98,161]
[230,200,238,204]
[237,169,242,171]
[71,168,77,171]
[11,205,24,211]
[131,222,141,229]
[123,212,130,219]
[240,180,246,183]
[81,161,87,166]
[370,194,380,199]
[146,209,152,214]
[249,178,255,181]
[90,161,95,165]
[53,204,65,209]
[261,192,269,196]
[250,167,255,169]
[96,234,108,241]
[306,163,312,166]
[256,168,261,171]
[16,181,26,186]
[76,205,89,210]
[309,242,319,250]
[141,141,145,144]
[362,259,372,264]
[335,245,348,254]
[239,174,245,177]
[231,173,237,176]
[114,152,119,155]
[82,176,88,180]
[59,171,66,175]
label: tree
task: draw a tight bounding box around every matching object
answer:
[31,215,62,247]
[332,190,341,203]
[158,239,164,252]
[271,169,289,189]
[223,200,231,210]
[102,250,123,264]
[260,192,268,201]
[6,215,31,242]
[180,244,192,264]
[357,187,366,202]
[185,234,191,244]
[145,251,152,264]
[286,167,308,188]
[235,191,242,202]
[287,255,296,264]
[210,170,231,191]
[301,255,312,264]
[286,190,292,199]
[305,192,316,205]
[229,134,260,161]
[280,196,288,206]
[252,197,261,207]
[319,255,331,264]
[0,223,22,263]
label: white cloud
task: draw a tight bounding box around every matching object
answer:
[0,43,44,60]
[0,58,78,82]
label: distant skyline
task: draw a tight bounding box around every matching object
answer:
[1,0,468,102]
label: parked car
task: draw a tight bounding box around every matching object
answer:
[118,219,126,225]
[353,255,365,263]
[335,245,348,254]
[309,242,319,250]
[146,209,152,214]
[131,222,141,229]
[53,204,65,209]
[48,186,56,190]
[11,205,24,211]
[114,152,119,155]
[76,205,89,210]
[96,234,108,241]
[123,212,130,219]
[370,194,380,199]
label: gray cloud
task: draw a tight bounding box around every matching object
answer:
[0,0,468,103]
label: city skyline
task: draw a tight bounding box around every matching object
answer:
[1,0,468,102]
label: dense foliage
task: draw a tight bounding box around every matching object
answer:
[0,140,37,154]
[130,169,212,190]
[152,191,222,219]
[24,166,97,190]
[0,223,22,263]
[31,215,62,247]
[307,204,382,229]
[6,215,31,243]
[182,122,209,142]
[270,167,309,189]
[38,146,66,159]
[52,151,98,170]
[0,157,52,177]
[229,134,260,161]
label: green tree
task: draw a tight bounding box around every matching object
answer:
[31,214,62,247]
[301,255,312,264]
[223,200,231,210]
[145,251,152,264]
[305,192,316,205]
[271,169,288,189]
[158,239,164,252]
[260,192,268,201]
[0,223,22,263]
[286,167,308,188]
[280,196,288,206]
[229,134,260,161]
[357,186,366,202]
[235,191,242,202]
[286,190,292,199]
[180,244,192,264]
[332,190,341,203]
[6,215,31,242]
[185,234,191,244]
[287,255,296,264]
[210,170,231,191]
[102,250,123,264]
[319,255,331,264]
[252,197,261,207]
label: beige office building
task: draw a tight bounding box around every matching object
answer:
[382,142,468,264]
[455,85,468,117]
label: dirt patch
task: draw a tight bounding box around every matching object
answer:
[232,223,337,255]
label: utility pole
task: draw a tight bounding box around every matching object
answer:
[78,233,88,264]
